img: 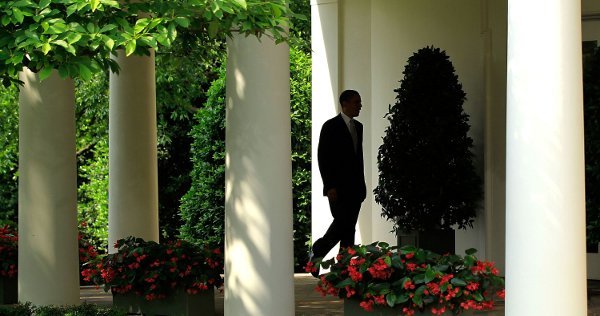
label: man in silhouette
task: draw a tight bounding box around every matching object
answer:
[310,90,366,277]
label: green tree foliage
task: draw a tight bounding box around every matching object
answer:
[74,72,109,249]
[0,86,18,225]
[0,0,295,86]
[179,62,226,248]
[374,47,482,234]
[584,46,600,246]
[155,30,224,240]
[290,44,311,270]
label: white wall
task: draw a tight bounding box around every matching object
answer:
[311,0,340,261]
[340,0,375,245]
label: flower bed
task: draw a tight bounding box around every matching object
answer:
[0,225,17,278]
[308,242,504,316]
[83,236,223,301]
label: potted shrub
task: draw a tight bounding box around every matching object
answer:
[373,46,482,254]
[311,242,504,315]
[83,236,223,316]
[0,224,17,304]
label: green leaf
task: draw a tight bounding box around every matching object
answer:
[234,0,247,9]
[134,18,150,34]
[391,256,404,269]
[383,255,392,267]
[38,67,52,81]
[103,37,115,50]
[90,0,100,12]
[412,294,423,307]
[1,15,10,26]
[41,42,51,54]
[334,278,354,289]
[46,23,68,35]
[473,292,484,302]
[424,268,436,283]
[167,23,177,40]
[386,293,396,307]
[66,4,77,16]
[125,40,136,56]
[208,21,219,38]
[174,17,190,28]
[13,0,31,8]
[155,34,170,47]
[38,0,51,8]
[86,23,96,34]
[65,45,76,55]
[79,63,92,81]
[65,33,82,45]
[395,294,409,304]
[52,40,68,48]
[465,248,478,255]
[57,65,68,78]
[99,24,117,33]
[415,285,427,296]
[451,278,467,287]
[13,8,24,24]
[413,274,425,284]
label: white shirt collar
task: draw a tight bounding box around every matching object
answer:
[340,112,353,127]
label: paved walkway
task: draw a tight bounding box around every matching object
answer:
[81,274,600,315]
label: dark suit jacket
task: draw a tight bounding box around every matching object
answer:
[317,114,366,202]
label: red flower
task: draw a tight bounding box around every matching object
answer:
[304,261,316,273]
[368,258,392,280]
[496,289,506,299]
[359,300,374,312]
[466,282,479,291]
[403,279,415,290]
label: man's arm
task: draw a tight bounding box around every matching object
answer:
[317,121,338,199]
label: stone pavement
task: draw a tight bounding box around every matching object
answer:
[81,274,600,315]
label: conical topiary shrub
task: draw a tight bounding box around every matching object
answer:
[374,46,482,238]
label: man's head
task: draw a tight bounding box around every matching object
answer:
[339,90,362,118]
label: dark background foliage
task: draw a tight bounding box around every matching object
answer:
[584,45,600,247]
[374,46,482,234]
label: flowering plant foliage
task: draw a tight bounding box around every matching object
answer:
[82,236,223,301]
[0,225,17,278]
[307,242,505,316]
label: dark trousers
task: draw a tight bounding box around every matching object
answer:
[312,197,361,259]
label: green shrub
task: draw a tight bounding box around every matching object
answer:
[374,46,482,234]
[290,44,312,271]
[178,61,226,248]
[0,85,18,224]
[0,303,125,316]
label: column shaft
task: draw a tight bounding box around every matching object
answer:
[506,0,587,314]
[225,33,294,315]
[108,51,159,248]
[18,69,79,305]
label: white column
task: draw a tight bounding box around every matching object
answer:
[225,33,294,316]
[18,69,79,305]
[506,1,587,315]
[108,51,159,249]
[311,0,340,258]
